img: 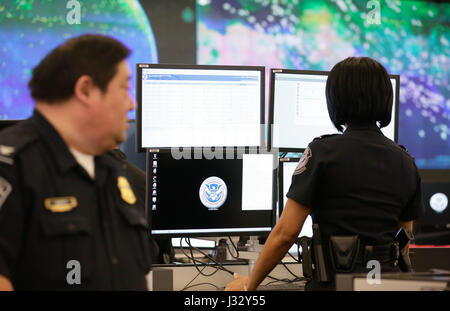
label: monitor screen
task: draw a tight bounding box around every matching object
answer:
[269,69,399,151]
[148,152,276,237]
[278,158,313,239]
[416,181,450,225]
[136,64,265,150]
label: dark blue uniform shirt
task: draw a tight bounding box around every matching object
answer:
[287,124,424,245]
[0,111,151,290]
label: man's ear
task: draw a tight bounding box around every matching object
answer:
[73,75,97,107]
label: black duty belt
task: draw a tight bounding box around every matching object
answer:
[355,242,400,264]
[327,235,400,273]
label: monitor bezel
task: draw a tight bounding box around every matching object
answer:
[268,68,400,152]
[277,156,302,218]
[146,150,278,238]
[415,179,450,226]
[415,169,450,226]
[136,63,266,153]
[277,156,314,247]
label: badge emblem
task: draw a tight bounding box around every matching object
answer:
[117,176,136,205]
[0,145,14,165]
[293,147,312,175]
[199,176,227,210]
[0,176,12,209]
[44,196,78,213]
[0,145,15,156]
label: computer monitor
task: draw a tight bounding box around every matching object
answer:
[416,180,450,225]
[136,64,265,151]
[268,69,400,151]
[278,157,313,241]
[147,151,276,237]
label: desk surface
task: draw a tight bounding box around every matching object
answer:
[336,271,450,291]
[148,259,304,291]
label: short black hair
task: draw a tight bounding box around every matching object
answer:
[325,57,393,132]
[29,34,131,103]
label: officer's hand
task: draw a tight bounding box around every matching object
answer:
[225,272,249,291]
[0,274,14,291]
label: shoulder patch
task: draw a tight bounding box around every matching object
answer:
[0,145,15,156]
[313,134,340,141]
[0,155,14,165]
[0,176,12,209]
[0,120,38,161]
[0,145,15,165]
[293,147,312,175]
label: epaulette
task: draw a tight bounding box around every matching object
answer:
[399,145,408,153]
[108,148,127,161]
[397,144,413,157]
[313,134,340,141]
[0,121,38,165]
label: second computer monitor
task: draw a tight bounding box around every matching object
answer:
[269,69,399,151]
[279,158,313,239]
[136,64,265,151]
[148,152,276,237]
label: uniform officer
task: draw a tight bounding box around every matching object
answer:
[0,34,152,290]
[225,57,424,291]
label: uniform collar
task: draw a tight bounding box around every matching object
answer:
[30,110,126,179]
[30,110,83,175]
[95,151,125,186]
[344,123,383,135]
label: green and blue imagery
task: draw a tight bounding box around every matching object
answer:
[0,0,158,120]
[197,0,450,169]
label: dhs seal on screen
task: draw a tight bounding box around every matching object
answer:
[199,177,227,210]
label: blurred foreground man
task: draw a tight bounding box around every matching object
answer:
[0,34,152,290]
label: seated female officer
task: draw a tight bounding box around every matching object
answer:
[225,56,423,291]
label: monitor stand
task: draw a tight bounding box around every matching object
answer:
[238,236,264,276]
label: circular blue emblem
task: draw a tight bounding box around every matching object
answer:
[199,177,228,210]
